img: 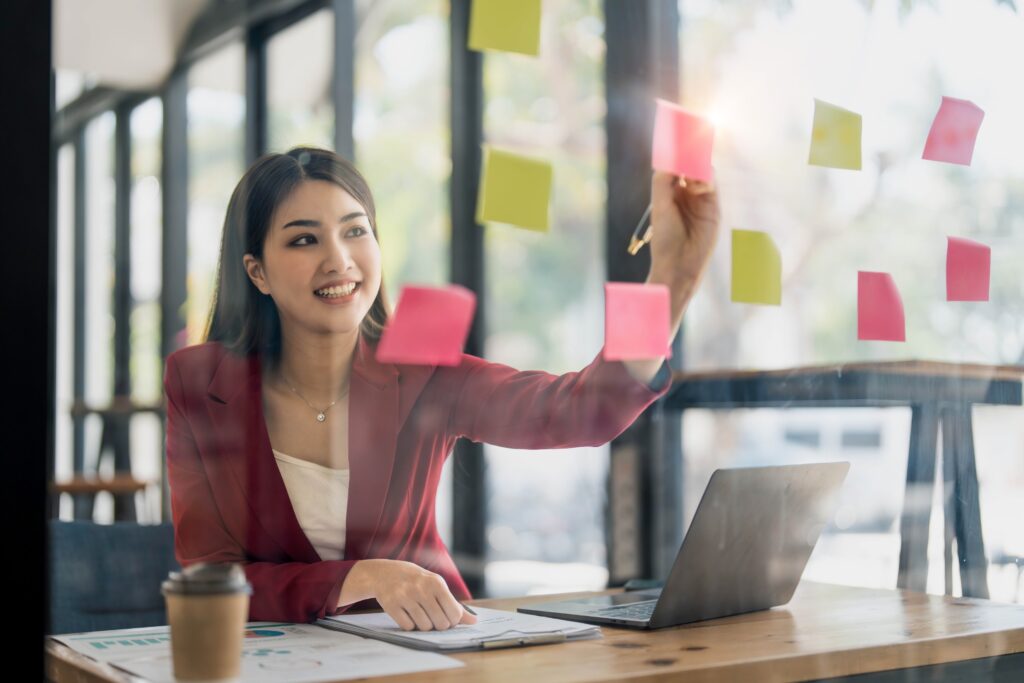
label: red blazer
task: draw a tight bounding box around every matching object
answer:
[164,336,671,623]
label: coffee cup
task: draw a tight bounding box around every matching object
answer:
[162,563,252,681]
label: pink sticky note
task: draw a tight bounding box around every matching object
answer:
[376,285,477,366]
[603,283,672,361]
[857,272,905,342]
[922,97,985,166]
[946,236,990,302]
[651,99,715,183]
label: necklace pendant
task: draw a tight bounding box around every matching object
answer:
[316,412,326,422]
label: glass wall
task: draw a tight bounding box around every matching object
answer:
[54,144,75,519]
[481,0,609,596]
[353,0,449,292]
[267,8,335,151]
[49,0,1022,607]
[352,0,453,542]
[129,98,165,522]
[84,112,116,521]
[677,0,1024,601]
[186,43,246,346]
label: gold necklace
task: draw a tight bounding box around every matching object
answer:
[281,376,349,423]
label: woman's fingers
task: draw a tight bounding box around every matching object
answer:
[403,601,435,631]
[421,594,453,630]
[376,564,477,631]
[651,171,679,208]
[382,601,416,631]
[435,592,464,628]
[683,178,715,195]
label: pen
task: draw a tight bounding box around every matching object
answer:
[627,203,653,255]
[460,602,477,616]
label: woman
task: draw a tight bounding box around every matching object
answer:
[164,146,719,630]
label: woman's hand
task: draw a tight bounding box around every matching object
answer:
[340,559,478,631]
[647,170,721,305]
[621,172,721,385]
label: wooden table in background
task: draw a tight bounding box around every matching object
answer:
[666,360,1024,599]
[46,582,1024,682]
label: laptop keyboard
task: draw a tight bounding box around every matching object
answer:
[598,601,657,620]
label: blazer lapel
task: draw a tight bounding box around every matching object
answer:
[345,336,401,558]
[204,337,428,563]
[206,348,321,563]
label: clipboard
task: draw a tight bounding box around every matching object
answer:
[479,632,567,649]
[317,606,600,652]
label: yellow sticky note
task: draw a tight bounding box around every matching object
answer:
[732,229,782,306]
[476,146,552,232]
[468,0,542,57]
[809,98,862,170]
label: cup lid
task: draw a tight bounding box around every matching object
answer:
[162,562,253,596]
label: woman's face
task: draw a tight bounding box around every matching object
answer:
[243,179,382,338]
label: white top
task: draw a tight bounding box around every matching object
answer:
[272,448,349,561]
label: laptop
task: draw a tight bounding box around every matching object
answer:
[517,461,850,629]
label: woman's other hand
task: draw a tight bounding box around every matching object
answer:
[342,559,478,631]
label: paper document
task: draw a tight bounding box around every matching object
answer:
[318,606,601,652]
[51,621,463,682]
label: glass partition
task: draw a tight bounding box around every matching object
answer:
[129,97,165,522]
[187,43,246,346]
[481,0,609,596]
[267,8,335,151]
[677,0,1024,602]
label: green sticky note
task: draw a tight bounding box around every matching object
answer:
[468,0,542,56]
[809,98,862,170]
[476,146,552,232]
[732,229,782,306]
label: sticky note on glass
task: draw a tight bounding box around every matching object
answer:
[603,283,672,361]
[923,97,985,166]
[809,99,862,170]
[376,285,476,366]
[476,146,552,232]
[467,0,541,56]
[857,272,905,342]
[946,236,990,302]
[731,229,782,306]
[651,99,715,183]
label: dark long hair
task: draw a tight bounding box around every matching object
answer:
[203,147,390,362]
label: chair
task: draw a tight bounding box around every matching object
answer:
[64,396,165,521]
[48,520,179,635]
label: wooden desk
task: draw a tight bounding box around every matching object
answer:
[45,582,1024,682]
[666,361,1024,599]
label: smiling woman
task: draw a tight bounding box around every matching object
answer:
[205,147,390,360]
[242,180,382,344]
[164,144,715,630]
